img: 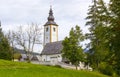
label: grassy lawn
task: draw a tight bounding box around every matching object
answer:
[0,60,108,77]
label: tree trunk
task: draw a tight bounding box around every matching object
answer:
[75,65,78,70]
[27,56,31,63]
[26,52,31,63]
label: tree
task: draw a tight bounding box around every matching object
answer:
[108,0,120,75]
[0,23,12,60]
[6,30,16,61]
[7,23,42,62]
[62,25,85,70]
[85,0,120,76]
[85,0,110,69]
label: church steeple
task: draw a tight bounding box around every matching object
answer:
[48,6,54,21]
[43,6,59,45]
[44,6,58,26]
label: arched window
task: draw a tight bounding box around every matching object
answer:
[46,27,48,32]
[53,27,56,32]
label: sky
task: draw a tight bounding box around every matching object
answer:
[0,0,109,52]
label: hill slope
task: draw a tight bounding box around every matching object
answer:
[0,60,108,77]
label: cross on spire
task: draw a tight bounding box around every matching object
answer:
[50,0,54,7]
[44,6,58,26]
[50,5,52,9]
[48,6,54,21]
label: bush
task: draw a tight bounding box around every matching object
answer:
[54,65,62,68]
[13,53,21,59]
[98,62,117,76]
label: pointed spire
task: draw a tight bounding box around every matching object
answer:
[48,6,54,21]
[44,6,58,26]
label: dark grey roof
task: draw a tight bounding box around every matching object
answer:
[14,48,26,54]
[14,48,39,55]
[31,55,39,61]
[44,21,58,26]
[41,41,63,55]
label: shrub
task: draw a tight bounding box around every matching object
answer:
[13,53,21,59]
[98,62,117,76]
[54,65,62,68]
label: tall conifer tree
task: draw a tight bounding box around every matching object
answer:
[86,0,109,69]
[0,22,12,60]
[109,0,120,75]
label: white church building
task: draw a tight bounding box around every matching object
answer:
[40,7,92,70]
[41,7,63,64]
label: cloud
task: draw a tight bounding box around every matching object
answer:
[52,0,92,40]
[0,0,47,24]
[0,0,92,42]
[0,0,109,51]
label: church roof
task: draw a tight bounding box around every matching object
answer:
[44,7,58,26]
[41,41,63,55]
[44,21,58,26]
[14,48,39,55]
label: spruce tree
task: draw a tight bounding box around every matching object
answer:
[0,22,12,60]
[86,0,109,69]
[109,0,120,75]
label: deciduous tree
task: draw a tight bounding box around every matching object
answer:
[7,23,42,62]
[62,25,85,70]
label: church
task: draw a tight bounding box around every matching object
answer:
[41,7,63,64]
[40,7,92,70]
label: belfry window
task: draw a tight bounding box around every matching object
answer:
[46,27,48,32]
[53,28,56,32]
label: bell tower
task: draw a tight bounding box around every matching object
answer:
[44,6,58,45]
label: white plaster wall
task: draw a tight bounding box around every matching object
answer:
[44,26,50,45]
[36,55,41,61]
[51,26,58,42]
[44,25,58,45]
[41,54,62,62]
[41,55,48,61]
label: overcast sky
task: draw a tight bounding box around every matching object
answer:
[0,0,93,38]
[0,0,109,52]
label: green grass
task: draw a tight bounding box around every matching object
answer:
[0,60,108,77]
